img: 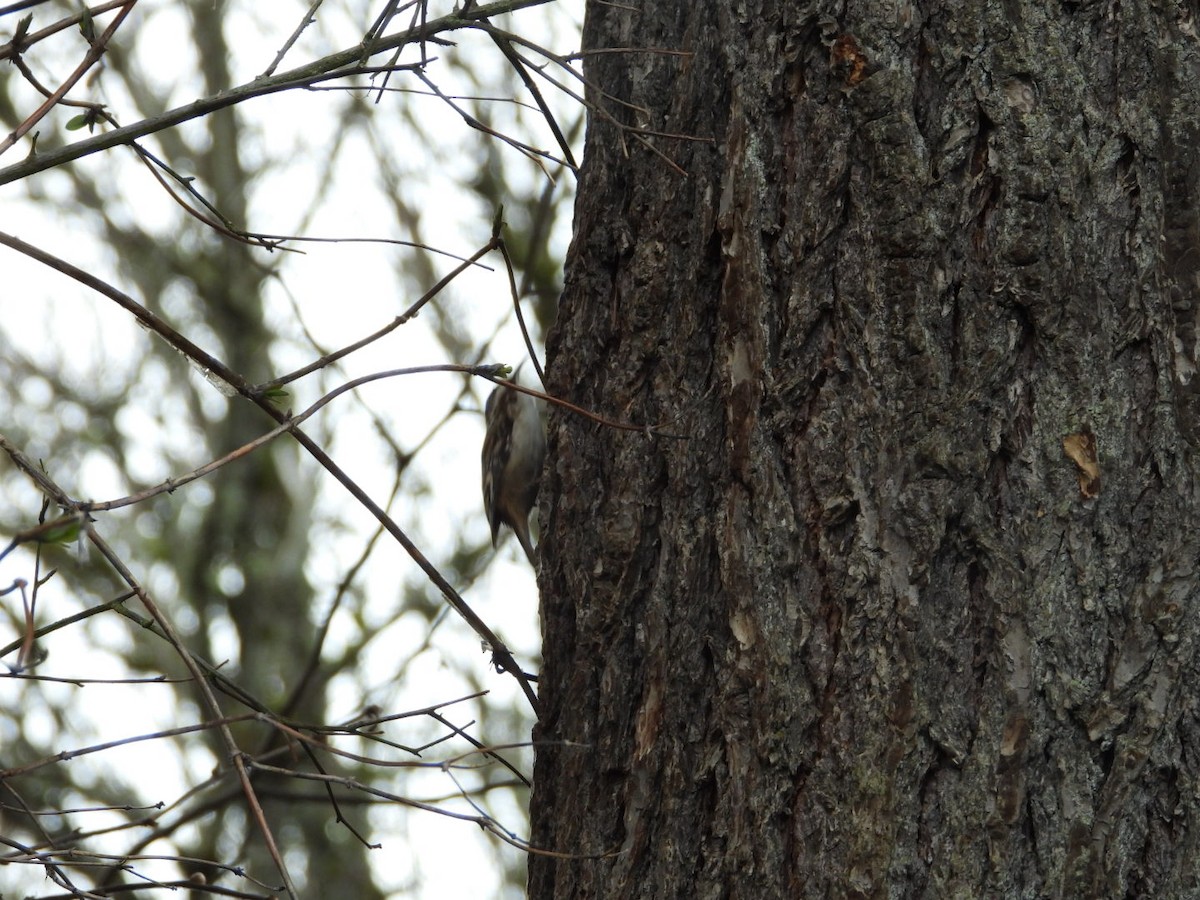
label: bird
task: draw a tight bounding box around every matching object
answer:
[481,382,546,565]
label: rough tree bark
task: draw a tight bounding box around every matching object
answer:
[531,1,1200,897]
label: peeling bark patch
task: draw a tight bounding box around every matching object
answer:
[634,677,664,763]
[830,33,869,88]
[1000,712,1029,759]
[727,337,759,478]
[729,608,755,649]
[1002,76,1038,115]
[1062,430,1102,497]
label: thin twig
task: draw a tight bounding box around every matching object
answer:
[496,233,546,386]
[261,0,327,77]
[413,69,563,177]
[489,29,577,171]
[0,714,257,780]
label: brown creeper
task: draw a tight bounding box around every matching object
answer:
[482,383,545,565]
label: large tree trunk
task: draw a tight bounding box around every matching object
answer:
[530,1,1200,897]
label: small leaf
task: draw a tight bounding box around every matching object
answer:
[65,114,90,131]
[79,6,96,43]
[263,387,290,405]
[38,517,82,545]
[14,13,32,47]
[480,363,511,380]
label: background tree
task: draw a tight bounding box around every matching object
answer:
[0,1,579,896]
[531,1,1200,897]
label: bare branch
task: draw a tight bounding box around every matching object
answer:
[0,0,555,185]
